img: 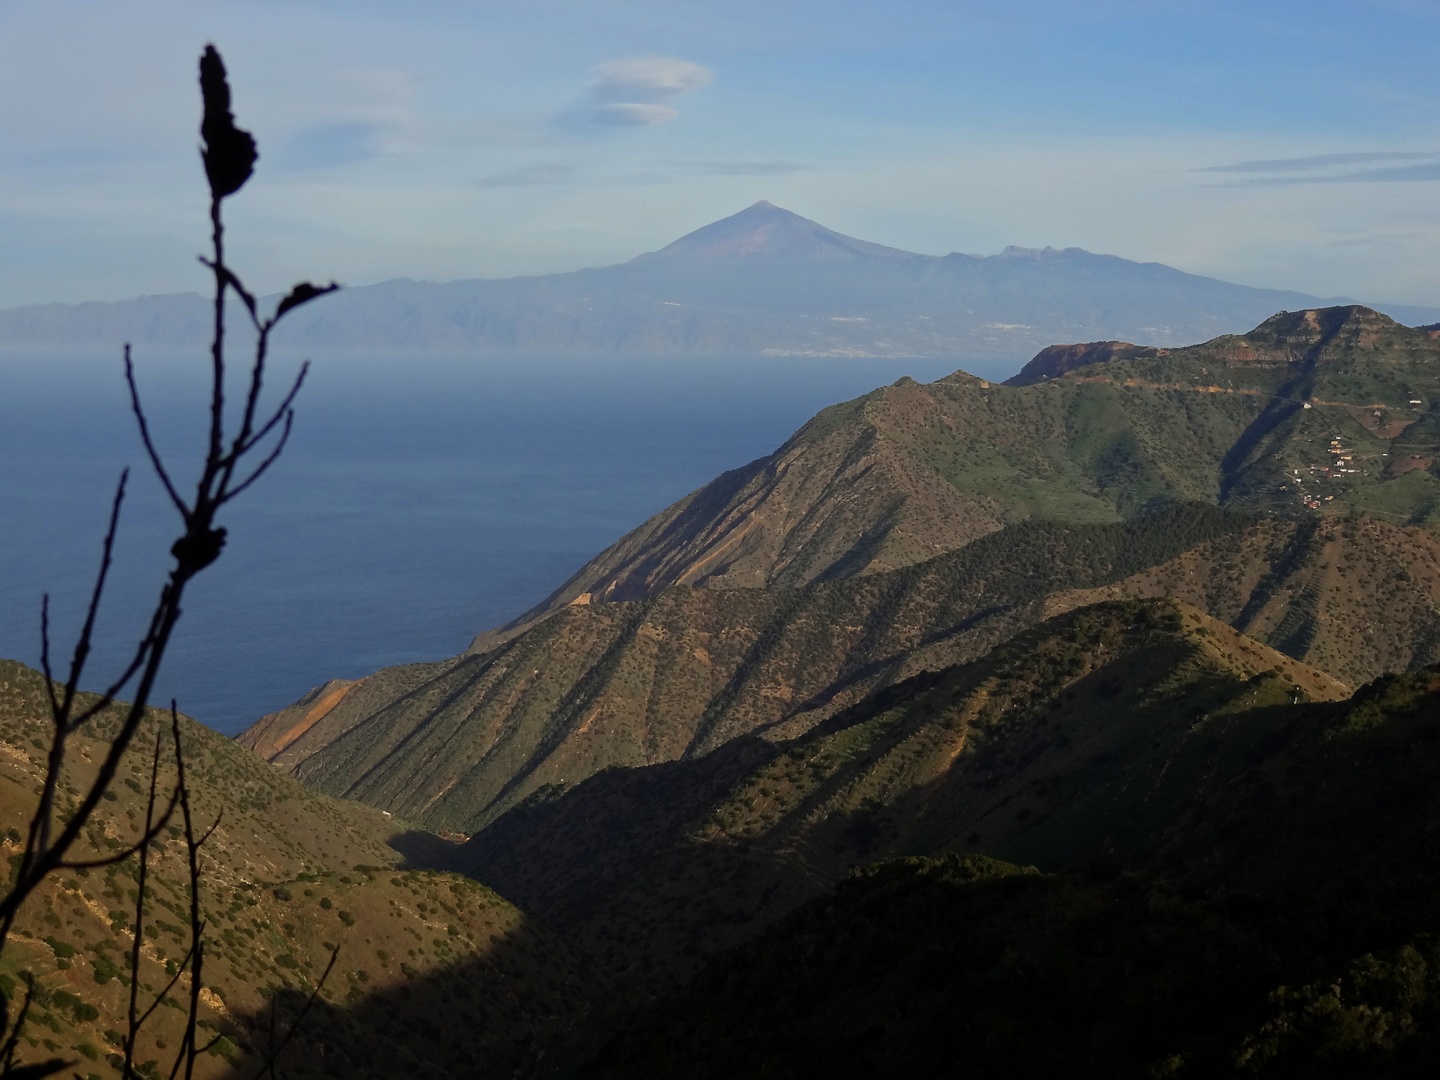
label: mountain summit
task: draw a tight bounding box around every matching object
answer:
[5,206,1438,363]
[639,200,919,262]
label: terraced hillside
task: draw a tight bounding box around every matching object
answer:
[0,659,608,1079]
[241,507,1440,833]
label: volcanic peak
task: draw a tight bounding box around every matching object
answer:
[638,200,921,263]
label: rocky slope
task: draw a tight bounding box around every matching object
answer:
[1004,339,1158,385]
[243,507,1440,834]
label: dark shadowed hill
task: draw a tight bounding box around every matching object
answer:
[446,600,1354,984]
[574,659,1440,1078]
[580,852,1440,1079]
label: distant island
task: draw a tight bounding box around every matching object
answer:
[5,201,1438,365]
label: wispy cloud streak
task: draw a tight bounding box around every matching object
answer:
[476,163,575,187]
[1199,150,1440,185]
[683,159,817,175]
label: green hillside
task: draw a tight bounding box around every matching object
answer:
[476,305,1440,645]
[213,304,1440,1076]
[450,605,1440,999]
[72,602,1429,1079]
[567,649,1440,1077]
[239,306,1440,841]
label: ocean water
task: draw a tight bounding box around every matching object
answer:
[0,349,979,735]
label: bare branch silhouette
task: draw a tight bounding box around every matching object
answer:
[0,41,338,1078]
[123,731,168,1080]
[258,948,340,1080]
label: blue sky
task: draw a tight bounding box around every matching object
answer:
[3,0,1440,307]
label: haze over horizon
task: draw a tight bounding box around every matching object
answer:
[3,0,1440,311]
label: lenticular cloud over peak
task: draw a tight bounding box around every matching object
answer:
[592,57,712,102]
[581,56,712,126]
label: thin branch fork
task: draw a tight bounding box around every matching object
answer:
[123,729,168,1080]
[0,46,338,1075]
[259,948,340,1080]
[1,234,320,935]
[170,706,213,1080]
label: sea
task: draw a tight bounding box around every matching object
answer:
[0,348,992,735]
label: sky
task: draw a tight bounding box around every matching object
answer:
[3,0,1440,308]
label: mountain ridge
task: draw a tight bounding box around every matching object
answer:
[6,205,1438,364]
[469,304,1440,652]
[445,598,1356,987]
[237,306,1440,837]
[238,507,1440,835]
[634,200,923,263]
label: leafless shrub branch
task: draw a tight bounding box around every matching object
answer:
[0,42,337,1079]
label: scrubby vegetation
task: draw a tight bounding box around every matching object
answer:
[0,658,613,1077]
[584,853,1440,1079]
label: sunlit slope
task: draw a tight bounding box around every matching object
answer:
[0,659,606,1080]
[460,606,1440,1000]
[478,305,1440,647]
[241,507,1440,833]
[452,599,1351,986]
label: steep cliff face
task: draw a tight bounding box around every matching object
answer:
[239,677,359,760]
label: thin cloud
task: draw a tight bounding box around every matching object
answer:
[591,103,679,127]
[572,56,712,129]
[476,163,575,187]
[1198,150,1440,186]
[685,159,817,175]
[1236,161,1440,186]
[591,57,712,103]
[1199,151,1438,174]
